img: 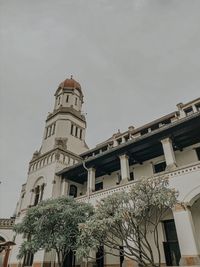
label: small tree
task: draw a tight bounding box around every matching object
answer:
[77,177,178,267]
[14,196,94,267]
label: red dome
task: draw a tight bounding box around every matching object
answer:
[59,76,81,90]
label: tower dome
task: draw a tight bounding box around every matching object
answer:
[58,75,82,95]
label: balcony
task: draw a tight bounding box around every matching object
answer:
[76,161,200,205]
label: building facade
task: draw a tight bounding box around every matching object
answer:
[0,78,200,267]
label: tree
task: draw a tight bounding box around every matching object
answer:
[77,177,178,267]
[14,196,94,267]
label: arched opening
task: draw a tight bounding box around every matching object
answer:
[190,194,200,251]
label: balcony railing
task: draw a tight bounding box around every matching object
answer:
[76,161,200,204]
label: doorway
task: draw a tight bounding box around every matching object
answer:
[163,219,181,266]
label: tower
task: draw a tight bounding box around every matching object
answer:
[10,76,89,267]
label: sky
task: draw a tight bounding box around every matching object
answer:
[0,0,200,217]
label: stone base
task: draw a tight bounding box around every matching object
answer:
[180,255,200,266]
[120,178,129,185]
[166,163,177,171]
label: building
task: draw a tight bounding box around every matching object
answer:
[0,77,200,267]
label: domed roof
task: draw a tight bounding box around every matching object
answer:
[59,76,81,90]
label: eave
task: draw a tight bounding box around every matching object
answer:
[58,112,200,183]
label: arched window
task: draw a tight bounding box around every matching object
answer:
[34,186,40,206]
[69,185,77,198]
[32,178,45,206]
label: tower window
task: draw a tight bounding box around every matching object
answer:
[58,96,61,105]
[75,126,78,137]
[71,124,74,135]
[52,123,56,135]
[75,98,78,105]
[66,95,69,102]
[34,186,40,206]
[80,129,82,139]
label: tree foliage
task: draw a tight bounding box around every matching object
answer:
[77,177,178,267]
[14,196,94,267]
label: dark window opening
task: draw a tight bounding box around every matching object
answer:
[71,124,74,135]
[184,107,193,116]
[151,124,159,131]
[23,251,34,267]
[40,184,45,201]
[141,128,148,135]
[58,96,61,105]
[129,172,134,181]
[34,186,40,206]
[52,123,56,135]
[195,103,200,111]
[117,139,122,145]
[80,129,82,139]
[75,98,78,105]
[66,95,69,102]
[75,127,78,137]
[154,162,166,173]
[95,182,103,191]
[196,147,200,160]
[69,185,77,198]
[163,220,181,266]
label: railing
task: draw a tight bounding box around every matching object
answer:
[0,218,15,229]
[76,161,200,204]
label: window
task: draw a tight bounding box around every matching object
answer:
[71,124,74,135]
[75,97,78,105]
[52,123,56,135]
[23,251,34,267]
[66,95,69,102]
[48,126,52,137]
[69,185,77,198]
[129,171,134,181]
[196,147,200,160]
[195,103,200,111]
[45,128,48,139]
[154,161,166,173]
[75,126,78,137]
[184,107,193,116]
[58,96,61,105]
[34,186,40,206]
[116,173,122,185]
[80,129,82,139]
[95,182,103,191]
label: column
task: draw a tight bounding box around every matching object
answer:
[61,179,69,196]
[119,154,130,184]
[173,204,200,266]
[161,137,177,170]
[87,168,95,195]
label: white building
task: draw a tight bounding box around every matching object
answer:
[0,77,200,267]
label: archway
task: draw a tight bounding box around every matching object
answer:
[190,194,200,252]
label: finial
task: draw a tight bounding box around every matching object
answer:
[70,75,73,79]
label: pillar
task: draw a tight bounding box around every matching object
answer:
[173,204,200,265]
[119,154,130,183]
[161,137,177,170]
[87,168,95,194]
[61,179,69,196]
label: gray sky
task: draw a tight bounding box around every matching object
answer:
[0,0,200,217]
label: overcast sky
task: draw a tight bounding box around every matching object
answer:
[0,0,200,217]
